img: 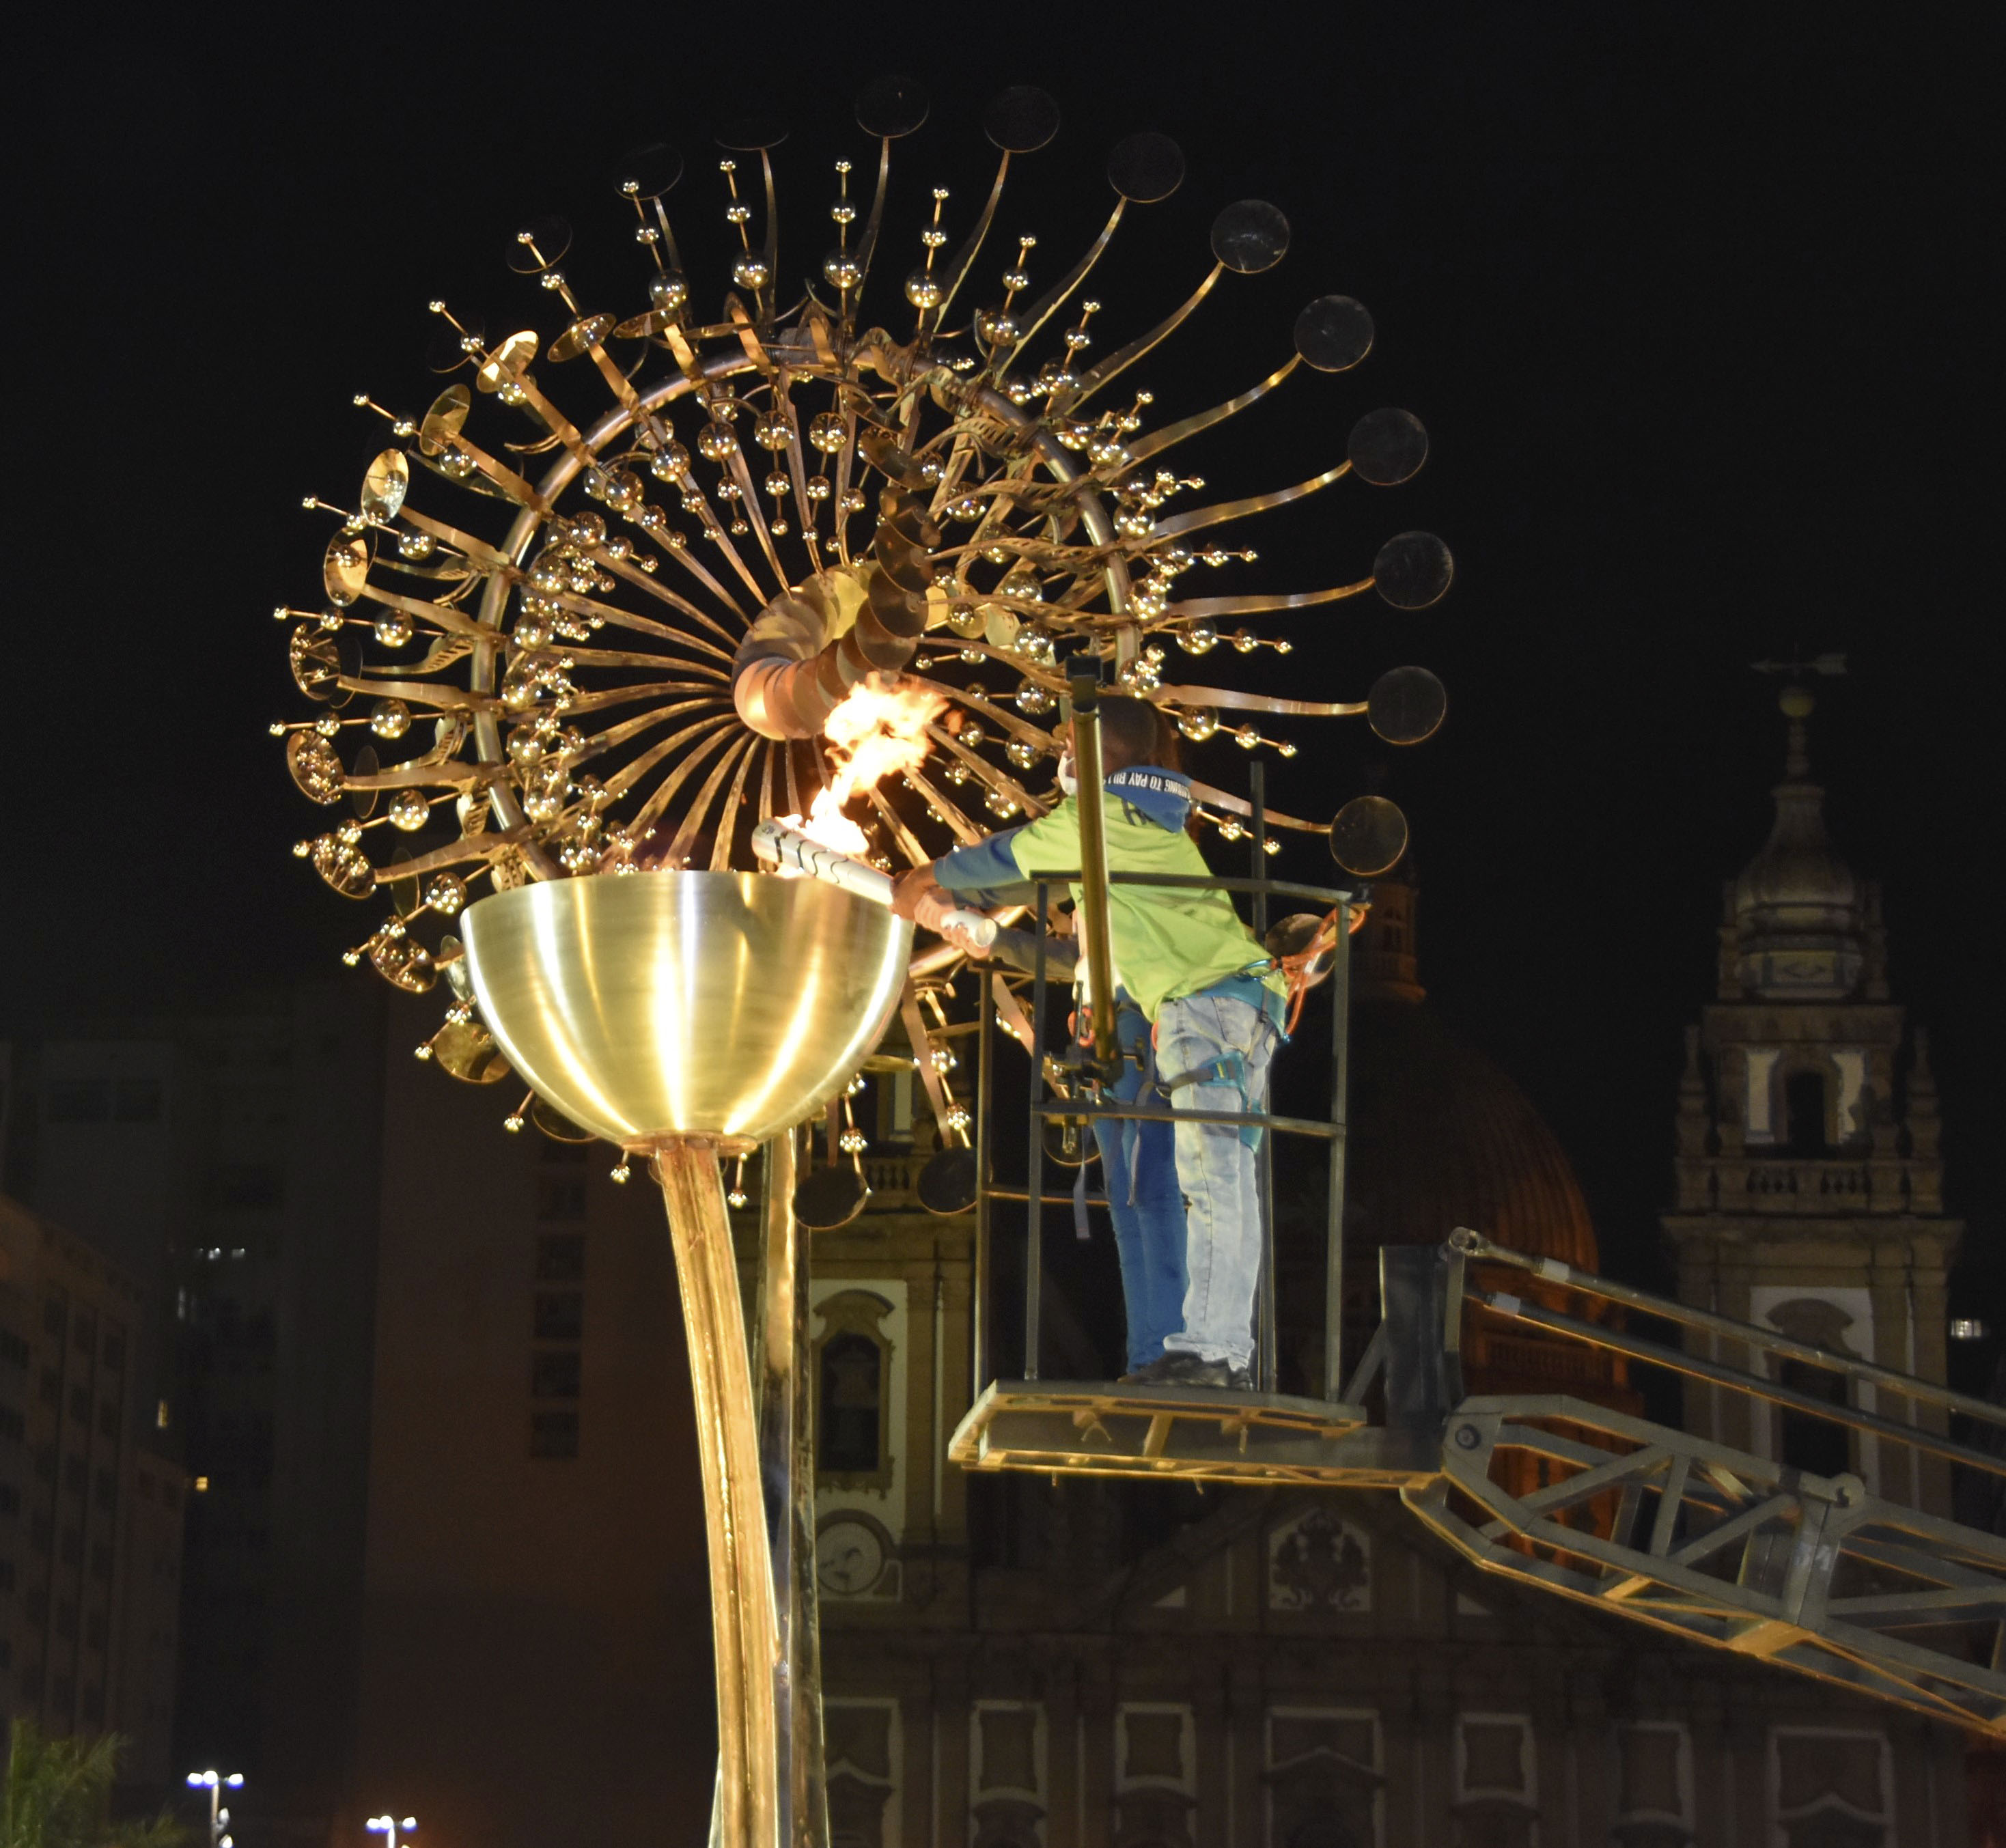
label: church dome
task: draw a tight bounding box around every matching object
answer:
[1339,876,1599,1272]
[1729,684,1866,999]
[1346,997,1600,1272]
[1274,870,1626,1408]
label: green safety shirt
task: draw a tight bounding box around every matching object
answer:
[932,766,1284,1024]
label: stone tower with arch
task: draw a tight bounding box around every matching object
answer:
[1662,682,1962,1513]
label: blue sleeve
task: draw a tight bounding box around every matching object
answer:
[988,929,1078,978]
[947,880,1040,908]
[934,830,1027,894]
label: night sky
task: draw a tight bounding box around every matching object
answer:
[9,9,2000,1331]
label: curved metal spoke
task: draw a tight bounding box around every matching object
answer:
[669,731,757,866]
[1150,460,1353,539]
[1155,684,1367,717]
[1121,354,1300,465]
[578,696,734,760]
[1164,577,1374,619]
[1060,262,1225,410]
[997,198,1127,377]
[708,736,764,871]
[604,712,738,805]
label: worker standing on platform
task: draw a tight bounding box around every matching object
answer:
[941,904,1188,1379]
[891,696,1285,1390]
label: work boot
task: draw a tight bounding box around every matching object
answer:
[1125,1351,1249,1390]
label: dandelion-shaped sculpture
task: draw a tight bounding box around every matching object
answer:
[279,84,1447,1024]
[273,79,1450,1848]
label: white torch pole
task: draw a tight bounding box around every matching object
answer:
[751,821,998,951]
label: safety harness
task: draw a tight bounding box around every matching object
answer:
[1274,908,1348,1037]
[1149,904,1355,1140]
[1150,968,1282,1150]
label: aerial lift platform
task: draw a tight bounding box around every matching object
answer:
[938,722,2004,1734]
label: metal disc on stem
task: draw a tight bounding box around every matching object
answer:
[1295,294,1375,371]
[1372,531,1455,609]
[1329,794,1409,877]
[1347,408,1430,486]
[856,74,930,139]
[1107,131,1184,203]
[1367,666,1447,745]
[794,1163,868,1229]
[917,1147,978,1216]
[984,86,1060,153]
[1211,199,1290,273]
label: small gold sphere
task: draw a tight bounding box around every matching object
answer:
[387,789,430,832]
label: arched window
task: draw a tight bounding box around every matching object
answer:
[813,1289,897,1492]
[1778,1358,1851,1477]
[820,1332,882,1474]
[1767,1298,1856,1479]
[1783,1070,1829,1156]
[1288,1824,1361,1848]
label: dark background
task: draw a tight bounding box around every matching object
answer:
[8,6,2000,1341]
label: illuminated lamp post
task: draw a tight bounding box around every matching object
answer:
[184,1769,244,1848]
[365,1817,417,1848]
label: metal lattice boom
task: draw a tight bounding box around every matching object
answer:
[950,1235,2006,1734]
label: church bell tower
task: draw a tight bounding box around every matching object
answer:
[1662,682,1962,1512]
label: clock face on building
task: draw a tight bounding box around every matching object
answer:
[816,1517,887,1597]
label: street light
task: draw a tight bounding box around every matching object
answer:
[365,1816,417,1848]
[184,1770,245,1848]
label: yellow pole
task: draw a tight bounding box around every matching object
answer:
[653,1142,780,1848]
[1068,677,1121,1077]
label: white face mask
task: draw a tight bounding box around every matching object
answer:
[1056,749,1078,797]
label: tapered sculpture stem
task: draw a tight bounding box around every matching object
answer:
[654,1143,780,1848]
[754,1131,830,1845]
[459,872,897,1843]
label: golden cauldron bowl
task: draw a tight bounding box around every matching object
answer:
[458,871,911,1148]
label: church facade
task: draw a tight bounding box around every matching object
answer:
[811,1173,1968,1847]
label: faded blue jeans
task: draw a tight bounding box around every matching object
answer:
[1156,990,1277,1372]
[1096,1003,1188,1372]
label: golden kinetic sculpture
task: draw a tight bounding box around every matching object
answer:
[275,78,1449,1847]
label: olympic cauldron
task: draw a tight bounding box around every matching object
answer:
[460,871,908,1147]
[460,870,910,1847]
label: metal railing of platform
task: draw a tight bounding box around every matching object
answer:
[972,858,1360,1397]
[962,693,1364,1405]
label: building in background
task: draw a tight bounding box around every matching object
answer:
[348,1000,717,1845]
[1666,692,1963,1513]
[0,1194,184,1787]
[0,983,385,1839]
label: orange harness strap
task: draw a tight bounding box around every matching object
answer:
[1277,904,1370,1036]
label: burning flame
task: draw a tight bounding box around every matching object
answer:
[779,673,947,861]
